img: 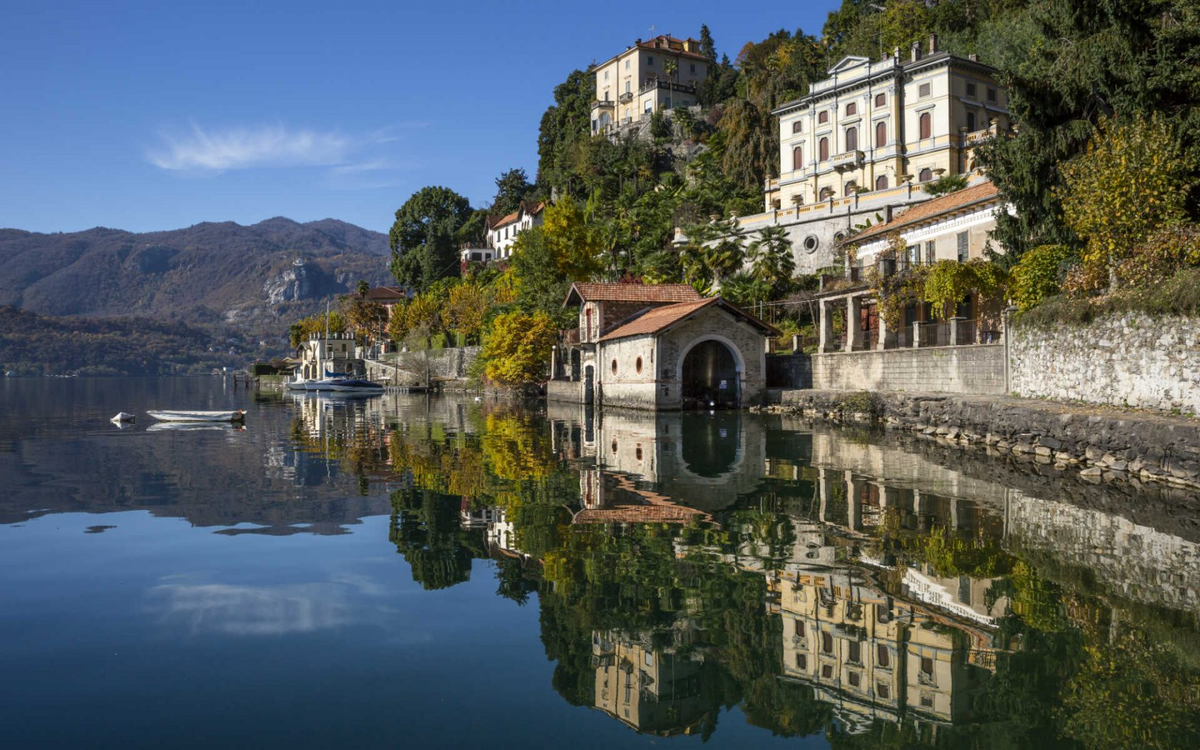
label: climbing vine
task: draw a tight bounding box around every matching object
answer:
[923,259,1007,320]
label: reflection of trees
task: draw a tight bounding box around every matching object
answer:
[389,488,484,590]
[370,401,1200,747]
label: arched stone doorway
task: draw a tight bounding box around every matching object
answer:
[681,339,740,409]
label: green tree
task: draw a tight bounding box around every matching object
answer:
[389,186,472,293]
[922,173,969,197]
[510,228,572,322]
[1058,115,1192,287]
[491,168,536,216]
[699,23,717,61]
[537,69,596,195]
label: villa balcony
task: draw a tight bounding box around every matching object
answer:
[831,150,865,170]
[618,91,633,104]
[591,99,615,111]
[638,78,697,96]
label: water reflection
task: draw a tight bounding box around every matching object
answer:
[377,398,1200,747]
[2,381,1199,747]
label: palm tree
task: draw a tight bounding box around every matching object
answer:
[685,217,746,291]
[747,225,796,297]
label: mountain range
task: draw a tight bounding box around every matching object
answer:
[0,217,395,374]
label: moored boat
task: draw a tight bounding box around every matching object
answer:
[146,409,246,423]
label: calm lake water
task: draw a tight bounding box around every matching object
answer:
[1,378,1198,748]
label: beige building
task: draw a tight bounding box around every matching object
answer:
[295,332,359,380]
[591,35,710,135]
[768,35,1007,211]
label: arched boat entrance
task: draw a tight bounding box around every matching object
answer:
[681,339,740,409]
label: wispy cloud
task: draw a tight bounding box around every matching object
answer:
[148,122,356,172]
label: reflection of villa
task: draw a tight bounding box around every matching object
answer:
[591,630,710,736]
[772,564,1005,733]
[460,504,526,559]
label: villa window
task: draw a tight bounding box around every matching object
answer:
[647,56,654,66]
[875,175,888,190]
[967,110,977,131]
[819,137,829,161]
[845,126,858,152]
[849,672,861,688]
[921,656,934,678]
[966,81,977,98]
[795,654,807,670]
[877,683,890,700]
[848,641,861,664]
[818,110,829,124]
[625,59,630,70]
[792,146,804,171]
[919,82,931,98]
[987,87,997,102]
[875,93,886,107]
[925,240,936,263]
[876,121,886,148]
[690,63,696,74]
[821,632,834,654]
[919,167,933,182]
[957,232,969,262]
[845,102,856,116]
[877,644,890,667]
[821,664,833,679]
[919,112,932,139]
[845,182,856,196]
[792,120,802,134]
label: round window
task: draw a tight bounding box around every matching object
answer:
[635,356,643,374]
[834,231,847,243]
[611,359,618,375]
[803,235,819,254]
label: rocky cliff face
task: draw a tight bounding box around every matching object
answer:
[264,261,311,304]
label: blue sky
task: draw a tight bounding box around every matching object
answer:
[2,0,838,234]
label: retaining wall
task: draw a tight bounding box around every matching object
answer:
[809,344,1005,395]
[1010,313,1200,414]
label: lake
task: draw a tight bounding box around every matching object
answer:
[1,377,1198,748]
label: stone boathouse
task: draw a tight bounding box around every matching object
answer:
[548,283,778,410]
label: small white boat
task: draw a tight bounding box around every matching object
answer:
[111,412,136,423]
[146,409,246,423]
[147,422,244,432]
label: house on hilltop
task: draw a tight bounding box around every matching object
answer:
[548,282,778,410]
[591,35,711,137]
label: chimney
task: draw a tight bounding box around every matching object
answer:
[928,34,938,54]
[911,42,921,62]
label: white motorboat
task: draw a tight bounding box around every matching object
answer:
[146,409,246,423]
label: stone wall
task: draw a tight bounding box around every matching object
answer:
[1010,313,1200,413]
[809,344,1004,395]
[546,379,582,403]
[763,389,1200,492]
[365,346,479,386]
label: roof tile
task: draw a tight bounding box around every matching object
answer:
[566,282,702,306]
[849,181,999,244]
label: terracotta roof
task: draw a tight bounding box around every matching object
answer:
[363,286,406,302]
[635,35,709,62]
[598,297,780,341]
[487,200,546,230]
[848,181,1000,244]
[564,282,702,307]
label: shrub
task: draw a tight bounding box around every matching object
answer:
[1114,226,1200,288]
[1009,245,1078,311]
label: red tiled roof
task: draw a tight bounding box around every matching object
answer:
[635,35,709,62]
[487,200,546,230]
[848,181,1000,244]
[564,282,702,306]
[598,296,780,341]
[363,286,406,302]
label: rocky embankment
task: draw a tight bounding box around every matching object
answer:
[761,390,1200,491]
